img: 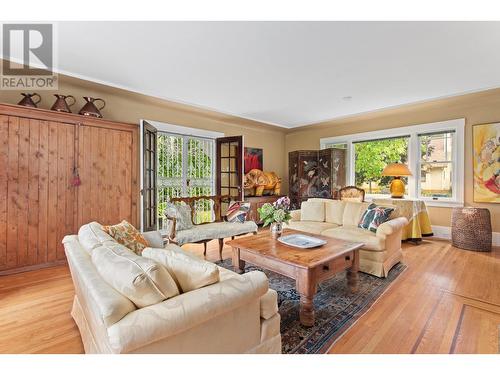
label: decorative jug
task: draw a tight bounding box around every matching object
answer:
[50,94,76,113]
[78,96,106,118]
[17,93,41,108]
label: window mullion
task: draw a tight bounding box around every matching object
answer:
[348,141,354,185]
[408,133,418,198]
[451,131,458,202]
[182,136,188,196]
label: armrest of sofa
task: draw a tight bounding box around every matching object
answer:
[260,289,278,319]
[290,209,301,221]
[62,235,136,327]
[106,270,269,353]
[376,217,408,237]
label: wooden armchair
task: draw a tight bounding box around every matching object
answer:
[165,195,258,260]
[338,186,365,202]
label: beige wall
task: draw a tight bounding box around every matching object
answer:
[285,88,500,232]
[2,72,498,232]
[0,74,287,180]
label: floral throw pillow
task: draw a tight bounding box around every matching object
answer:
[165,202,194,231]
[226,201,250,223]
[358,203,395,233]
[102,220,149,255]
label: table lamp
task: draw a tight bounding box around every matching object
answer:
[382,163,412,198]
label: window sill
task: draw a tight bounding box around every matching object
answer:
[365,195,464,208]
[420,200,464,208]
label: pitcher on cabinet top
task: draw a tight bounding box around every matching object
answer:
[17,93,41,108]
[78,96,106,118]
[50,94,76,113]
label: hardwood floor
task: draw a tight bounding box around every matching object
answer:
[329,239,500,354]
[0,238,499,354]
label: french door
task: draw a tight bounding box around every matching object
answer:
[216,136,243,214]
[141,121,243,231]
[142,122,158,232]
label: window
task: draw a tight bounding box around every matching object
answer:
[324,142,347,150]
[353,137,409,195]
[320,119,465,207]
[418,131,454,199]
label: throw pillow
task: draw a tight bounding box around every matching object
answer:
[300,200,325,222]
[226,201,250,223]
[102,220,149,255]
[165,202,194,231]
[141,230,165,248]
[92,242,179,308]
[358,203,395,233]
[142,246,220,293]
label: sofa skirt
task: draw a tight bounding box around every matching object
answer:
[359,248,403,277]
[71,295,112,354]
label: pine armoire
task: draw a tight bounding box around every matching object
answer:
[0,103,139,275]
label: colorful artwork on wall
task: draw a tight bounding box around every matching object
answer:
[473,123,500,203]
[244,147,263,174]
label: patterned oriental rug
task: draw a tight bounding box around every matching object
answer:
[216,259,406,354]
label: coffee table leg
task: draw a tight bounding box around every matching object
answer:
[297,269,316,327]
[347,249,360,293]
[231,247,245,274]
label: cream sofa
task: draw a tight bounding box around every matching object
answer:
[62,222,281,354]
[284,198,408,277]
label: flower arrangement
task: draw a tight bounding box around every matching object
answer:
[258,196,292,227]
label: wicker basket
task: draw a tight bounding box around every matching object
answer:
[451,207,492,252]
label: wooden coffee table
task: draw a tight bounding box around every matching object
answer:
[226,229,364,327]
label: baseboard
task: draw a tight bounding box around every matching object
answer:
[431,225,500,247]
[431,225,452,240]
[0,259,67,276]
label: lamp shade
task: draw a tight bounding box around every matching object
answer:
[382,163,412,177]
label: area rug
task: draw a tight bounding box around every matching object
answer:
[216,259,406,354]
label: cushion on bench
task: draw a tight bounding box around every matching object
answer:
[175,221,258,246]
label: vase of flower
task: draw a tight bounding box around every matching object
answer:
[270,222,283,238]
[257,196,292,238]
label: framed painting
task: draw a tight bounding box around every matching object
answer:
[244,147,263,174]
[472,123,499,203]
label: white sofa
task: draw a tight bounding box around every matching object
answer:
[284,198,408,277]
[62,222,281,354]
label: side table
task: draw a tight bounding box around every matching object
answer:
[451,207,492,252]
[372,198,433,243]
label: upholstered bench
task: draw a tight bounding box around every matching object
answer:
[174,221,257,246]
[166,195,258,260]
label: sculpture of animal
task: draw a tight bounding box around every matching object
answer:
[244,169,282,196]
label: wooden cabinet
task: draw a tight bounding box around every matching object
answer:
[288,149,346,209]
[245,195,285,224]
[76,122,138,228]
[0,103,138,275]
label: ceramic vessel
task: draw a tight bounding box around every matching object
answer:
[17,93,41,108]
[50,94,76,113]
[78,96,106,118]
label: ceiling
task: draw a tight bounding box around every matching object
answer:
[53,21,500,128]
